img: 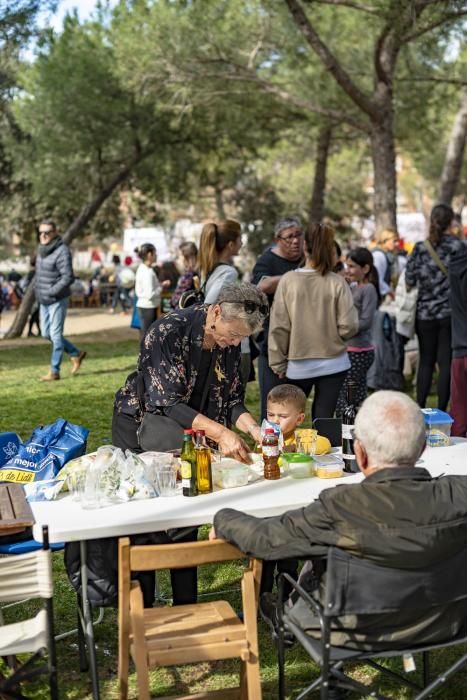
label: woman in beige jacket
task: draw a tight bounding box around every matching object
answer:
[268,223,359,419]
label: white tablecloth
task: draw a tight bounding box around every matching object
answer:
[31,439,467,544]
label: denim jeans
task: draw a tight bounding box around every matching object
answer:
[40,298,79,374]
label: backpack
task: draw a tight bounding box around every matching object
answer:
[178,264,229,309]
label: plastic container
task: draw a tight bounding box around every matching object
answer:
[213,459,249,489]
[280,452,314,479]
[421,409,454,447]
[313,454,344,479]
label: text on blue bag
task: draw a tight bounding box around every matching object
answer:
[0,419,89,483]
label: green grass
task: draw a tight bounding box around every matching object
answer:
[0,335,464,698]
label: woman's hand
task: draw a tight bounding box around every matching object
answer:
[248,425,262,445]
[218,428,252,464]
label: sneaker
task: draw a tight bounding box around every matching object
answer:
[40,372,60,382]
[70,350,87,375]
[259,592,295,648]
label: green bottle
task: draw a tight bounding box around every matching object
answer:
[181,429,197,497]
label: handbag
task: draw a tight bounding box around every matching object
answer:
[395,270,418,339]
[178,264,230,309]
[178,287,205,309]
[135,354,216,451]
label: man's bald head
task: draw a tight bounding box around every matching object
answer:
[354,391,426,470]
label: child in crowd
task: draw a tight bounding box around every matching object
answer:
[261,384,307,599]
[336,247,380,415]
[266,384,306,449]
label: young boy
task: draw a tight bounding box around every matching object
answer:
[266,383,306,450]
[261,384,307,599]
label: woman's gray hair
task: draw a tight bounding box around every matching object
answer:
[274,216,302,237]
[354,391,426,468]
[216,282,268,334]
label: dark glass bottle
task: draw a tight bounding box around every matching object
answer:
[262,428,280,480]
[195,430,213,494]
[342,381,358,473]
[181,429,197,497]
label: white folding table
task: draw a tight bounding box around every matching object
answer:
[31,439,467,698]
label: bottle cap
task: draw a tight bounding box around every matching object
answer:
[196,430,206,436]
[264,428,275,434]
[184,429,193,435]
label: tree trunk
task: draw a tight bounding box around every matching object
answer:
[309,124,333,223]
[4,157,146,339]
[438,86,467,206]
[4,283,36,339]
[370,111,398,234]
[214,186,226,219]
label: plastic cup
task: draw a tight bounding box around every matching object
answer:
[295,429,318,456]
[67,467,87,502]
[154,466,178,496]
[140,452,174,487]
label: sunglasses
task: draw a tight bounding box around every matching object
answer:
[243,300,268,316]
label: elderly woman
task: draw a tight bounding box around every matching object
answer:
[111,282,267,608]
[112,281,267,461]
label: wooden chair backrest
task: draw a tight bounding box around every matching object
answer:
[121,538,246,573]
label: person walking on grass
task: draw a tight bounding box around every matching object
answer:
[35,220,86,382]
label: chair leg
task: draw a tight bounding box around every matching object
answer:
[240,654,262,700]
[134,656,151,700]
[117,627,129,700]
[422,651,430,687]
[277,634,286,700]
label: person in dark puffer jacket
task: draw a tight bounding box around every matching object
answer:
[35,220,86,381]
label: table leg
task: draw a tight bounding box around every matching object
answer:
[80,540,100,700]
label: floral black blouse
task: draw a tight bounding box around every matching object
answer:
[114,305,246,428]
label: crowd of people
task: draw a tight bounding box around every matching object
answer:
[3,205,465,435]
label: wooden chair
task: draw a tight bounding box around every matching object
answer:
[118,537,262,700]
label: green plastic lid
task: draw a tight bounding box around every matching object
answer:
[280,452,314,463]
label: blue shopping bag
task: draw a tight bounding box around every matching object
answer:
[131,295,141,329]
[0,432,22,467]
[0,418,89,484]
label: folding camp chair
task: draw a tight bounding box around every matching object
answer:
[0,525,58,700]
[276,546,467,700]
[118,537,262,700]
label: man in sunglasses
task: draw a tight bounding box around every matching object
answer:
[35,220,86,381]
[252,216,304,419]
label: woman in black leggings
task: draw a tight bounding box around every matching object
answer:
[405,204,463,410]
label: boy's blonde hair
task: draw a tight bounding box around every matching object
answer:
[267,384,306,413]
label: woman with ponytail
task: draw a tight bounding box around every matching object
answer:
[335,247,380,415]
[198,219,242,303]
[199,219,253,380]
[405,203,463,410]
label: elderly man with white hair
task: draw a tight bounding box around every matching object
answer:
[210,390,467,655]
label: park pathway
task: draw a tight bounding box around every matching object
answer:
[0,308,136,349]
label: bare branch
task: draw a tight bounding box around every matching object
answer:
[304,0,380,14]
[284,0,379,119]
[243,75,370,133]
[398,76,467,86]
[247,38,263,71]
[402,10,467,43]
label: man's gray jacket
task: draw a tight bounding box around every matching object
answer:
[214,467,467,647]
[35,237,74,305]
